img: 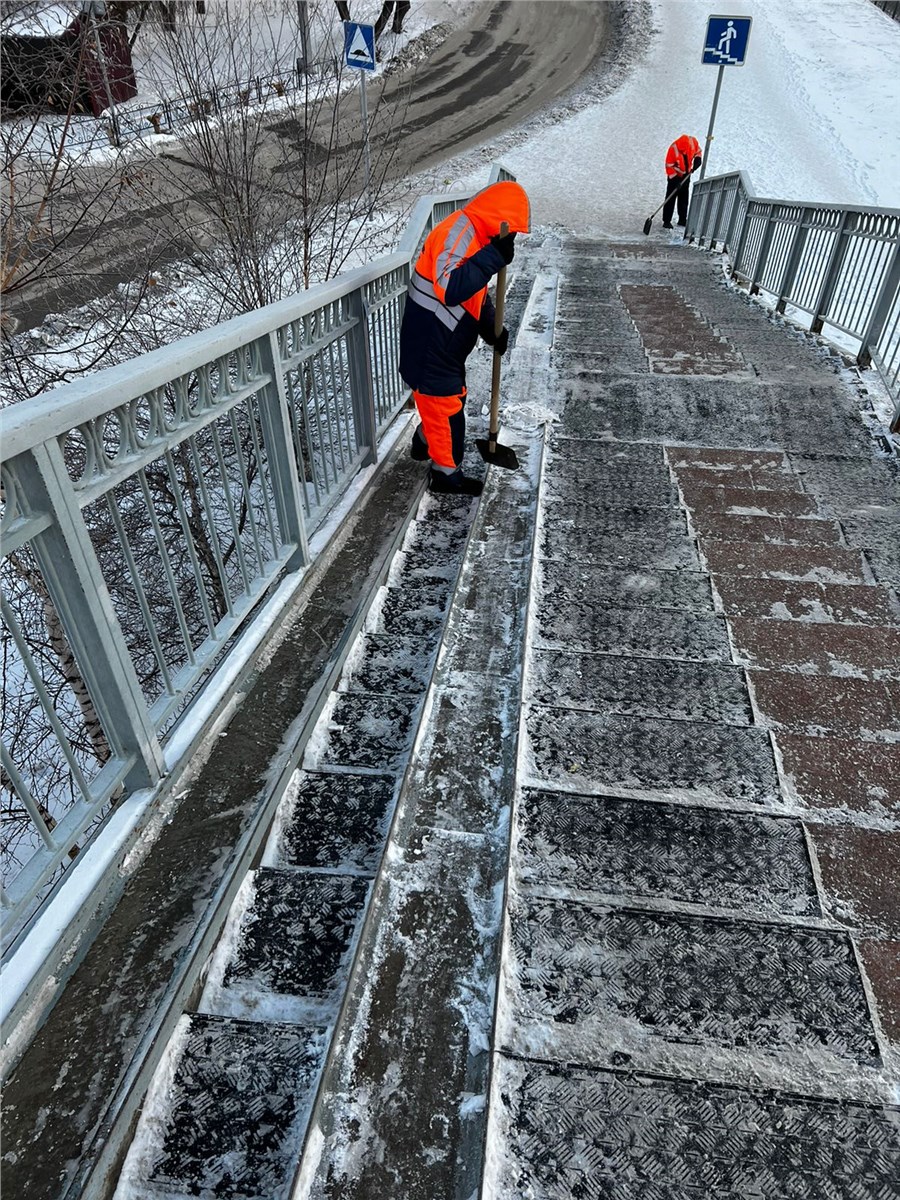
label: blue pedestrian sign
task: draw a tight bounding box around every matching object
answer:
[702,15,752,65]
[344,21,376,71]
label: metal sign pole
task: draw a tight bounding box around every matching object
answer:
[359,71,372,219]
[698,63,724,182]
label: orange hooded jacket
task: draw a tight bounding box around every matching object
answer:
[399,180,531,395]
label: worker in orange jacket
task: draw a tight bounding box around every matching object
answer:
[399,180,531,495]
[662,133,702,229]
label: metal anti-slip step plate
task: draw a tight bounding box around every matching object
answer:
[504,897,879,1064]
[516,790,819,917]
[314,691,421,771]
[528,652,752,724]
[526,707,781,804]
[486,1057,900,1200]
[278,770,396,873]
[222,870,368,1006]
[144,1014,326,1200]
[530,603,732,661]
[537,560,715,614]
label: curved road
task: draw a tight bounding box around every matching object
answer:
[8,2,621,331]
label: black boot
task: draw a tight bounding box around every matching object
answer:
[429,468,483,496]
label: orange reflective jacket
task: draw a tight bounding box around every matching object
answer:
[400,180,531,394]
[415,180,531,321]
[665,134,701,178]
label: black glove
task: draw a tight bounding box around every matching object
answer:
[493,326,509,356]
[490,231,516,265]
[691,155,702,172]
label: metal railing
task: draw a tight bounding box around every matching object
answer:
[0,165,514,953]
[686,171,900,431]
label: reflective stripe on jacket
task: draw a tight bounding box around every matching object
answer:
[399,180,530,396]
[665,134,701,178]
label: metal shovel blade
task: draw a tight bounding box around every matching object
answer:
[476,435,519,470]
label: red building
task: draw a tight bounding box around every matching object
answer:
[1,2,137,117]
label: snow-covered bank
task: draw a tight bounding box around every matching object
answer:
[442,0,900,237]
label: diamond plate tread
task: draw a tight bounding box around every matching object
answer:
[558,376,782,445]
[677,480,820,517]
[549,437,668,468]
[376,577,453,637]
[340,633,437,695]
[805,824,900,938]
[223,870,368,1000]
[701,539,868,583]
[526,707,780,804]
[674,464,805,494]
[712,576,899,626]
[277,770,395,872]
[506,898,879,1062]
[489,1058,900,1200]
[690,512,843,546]
[667,448,791,472]
[315,692,421,770]
[529,651,751,724]
[750,671,900,741]
[516,789,819,917]
[540,518,699,571]
[552,344,650,372]
[538,560,715,614]
[540,473,680,509]
[146,1014,325,1200]
[542,503,687,538]
[532,603,731,662]
[839,516,900,587]
[788,453,900,515]
[776,733,900,816]
[730,617,900,681]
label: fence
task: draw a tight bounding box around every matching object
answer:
[0,166,514,957]
[686,171,900,432]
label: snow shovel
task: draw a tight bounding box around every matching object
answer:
[476,221,519,471]
[643,172,691,235]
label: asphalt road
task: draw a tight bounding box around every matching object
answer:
[6,2,620,332]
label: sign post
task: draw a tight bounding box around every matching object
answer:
[343,21,376,218]
[699,15,752,180]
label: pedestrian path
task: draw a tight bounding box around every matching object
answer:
[483,238,900,1197]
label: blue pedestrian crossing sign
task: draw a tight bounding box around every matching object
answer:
[344,21,376,71]
[702,15,752,65]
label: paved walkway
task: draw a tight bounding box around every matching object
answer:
[9,234,898,1200]
[480,237,900,1196]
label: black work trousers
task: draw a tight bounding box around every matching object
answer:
[662,173,690,226]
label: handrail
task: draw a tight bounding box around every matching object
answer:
[686,171,900,432]
[0,163,515,959]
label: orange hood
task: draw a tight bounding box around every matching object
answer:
[463,180,531,240]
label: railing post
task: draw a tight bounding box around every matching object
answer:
[776,207,812,314]
[730,196,753,281]
[749,203,777,296]
[810,209,852,334]
[255,332,310,567]
[857,236,900,369]
[721,182,742,259]
[347,286,378,468]
[10,443,166,790]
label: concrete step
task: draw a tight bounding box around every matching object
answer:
[712,575,899,625]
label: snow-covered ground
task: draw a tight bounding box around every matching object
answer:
[4,0,899,401]
[441,0,900,236]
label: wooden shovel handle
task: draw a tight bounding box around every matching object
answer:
[489,221,509,446]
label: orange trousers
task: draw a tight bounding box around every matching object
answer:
[413,389,467,471]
